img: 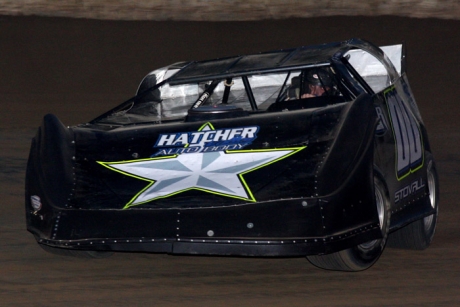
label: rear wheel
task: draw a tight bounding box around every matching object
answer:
[307,176,391,271]
[387,155,439,250]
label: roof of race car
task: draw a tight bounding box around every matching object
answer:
[169,41,347,83]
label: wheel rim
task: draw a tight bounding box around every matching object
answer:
[427,163,436,209]
[424,162,437,232]
[375,185,385,228]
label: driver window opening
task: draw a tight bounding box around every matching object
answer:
[283,67,340,101]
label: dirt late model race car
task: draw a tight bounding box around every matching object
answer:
[26,38,439,271]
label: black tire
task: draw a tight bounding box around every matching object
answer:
[307,176,391,271]
[37,241,114,259]
[387,155,439,250]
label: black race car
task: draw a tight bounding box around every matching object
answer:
[26,38,439,271]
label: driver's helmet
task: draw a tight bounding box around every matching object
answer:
[305,68,333,87]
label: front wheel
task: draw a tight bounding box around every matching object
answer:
[307,176,391,271]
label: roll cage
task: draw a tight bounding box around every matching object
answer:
[90,38,402,125]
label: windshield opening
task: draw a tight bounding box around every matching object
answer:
[92,65,352,125]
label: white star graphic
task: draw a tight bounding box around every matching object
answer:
[99,148,304,208]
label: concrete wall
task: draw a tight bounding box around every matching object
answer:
[0,0,459,20]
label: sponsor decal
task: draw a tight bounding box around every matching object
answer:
[152,122,259,156]
[30,195,42,211]
[192,92,210,109]
[99,143,305,209]
[394,177,425,203]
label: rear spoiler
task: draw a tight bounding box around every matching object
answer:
[381,43,405,76]
[346,43,405,77]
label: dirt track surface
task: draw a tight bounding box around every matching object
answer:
[1,16,459,306]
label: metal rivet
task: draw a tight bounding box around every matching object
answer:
[207,230,214,237]
[247,223,254,229]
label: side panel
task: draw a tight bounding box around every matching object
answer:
[373,77,434,230]
[26,114,75,237]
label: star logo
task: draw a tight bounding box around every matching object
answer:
[98,147,305,209]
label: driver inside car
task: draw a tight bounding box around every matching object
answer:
[285,68,335,100]
[301,68,333,98]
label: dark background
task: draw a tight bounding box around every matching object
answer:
[1,15,459,306]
